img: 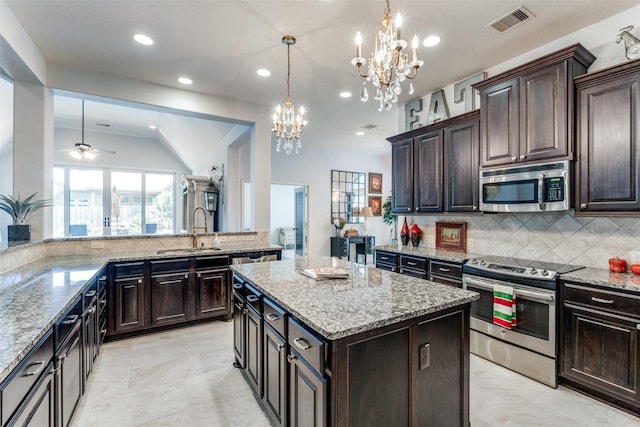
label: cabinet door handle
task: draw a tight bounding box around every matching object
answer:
[99,298,107,306]
[520,154,526,160]
[391,267,397,272]
[438,267,451,272]
[380,256,389,260]
[197,273,202,278]
[399,269,404,274]
[232,283,243,290]
[472,206,477,210]
[85,290,97,297]
[293,338,311,350]
[265,313,280,322]
[276,343,284,351]
[580,203,587,209]
[415,207,420,212]
[511,156,517,161]
[61,315,79,325]
[407,261,417,266]
[137,279,143,284]
[184,274,189,279]
[24,360,46,377]
[287,353,297,363]
[591,297,614,304]
[246,295,259,303]
[88,306,96,314]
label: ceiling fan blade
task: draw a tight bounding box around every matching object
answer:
[92,148,116,155]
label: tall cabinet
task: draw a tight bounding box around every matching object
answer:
[574,59,640,214]
[388,110,480,214]
[473,44,595,167]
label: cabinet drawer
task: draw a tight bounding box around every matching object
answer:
[430,275,462,288]
[196,255,229,270]
[263,298,286,338]
[563,282,640,317]
[150,258,190,274]
[113,261,145,277]
[399,267,428,280]
[246,284,262,313]
[375,251,397,266]
[288,318,327,374]
[400,255,428,272]
[430,260,462,281]
[1,329,54,425]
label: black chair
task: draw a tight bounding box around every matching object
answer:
[69,224,88,237]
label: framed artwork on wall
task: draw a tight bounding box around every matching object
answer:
[369,173,382,194]
[369,196,382,216]
[435,221,467,252]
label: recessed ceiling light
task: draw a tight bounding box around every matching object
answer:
[423,35,441,47]
[133,34,154,46]
[340,91,352,98]
[149,125,157,130]
[178,77,192,85]
[356,131,365,136]
[256,69,271,77]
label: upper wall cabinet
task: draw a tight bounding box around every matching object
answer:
[574,59,640,215]
[388,111,479,214]
[474,44,595,168]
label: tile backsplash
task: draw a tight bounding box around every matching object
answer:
[405,210,640,270]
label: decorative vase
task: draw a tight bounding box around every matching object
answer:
[410,223,422,247]
[400,218,410,246]
[8,224,30,241]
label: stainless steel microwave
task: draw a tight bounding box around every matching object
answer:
[480,160,571,213]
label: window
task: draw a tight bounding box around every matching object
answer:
[53,166,175,237]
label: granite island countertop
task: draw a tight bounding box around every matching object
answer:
[0,244,281,385]
[231,257,479,340]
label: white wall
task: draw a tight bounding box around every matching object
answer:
[270,184,296,245]
[0,77,13,241]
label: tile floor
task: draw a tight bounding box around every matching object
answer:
[73,321,640,427]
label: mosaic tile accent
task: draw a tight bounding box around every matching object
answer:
[404,210,640,270]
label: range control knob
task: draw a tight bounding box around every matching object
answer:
[541,269,549,276]
[530,267,537,275]
[471,259,478,264]
[480,260,486,266]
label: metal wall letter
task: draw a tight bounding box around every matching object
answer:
[427,90,450,124]
[404,98,423,131]
[453,72,487,112]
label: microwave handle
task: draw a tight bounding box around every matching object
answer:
[538,174,545,211]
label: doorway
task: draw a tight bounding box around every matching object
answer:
[270,184,308,259]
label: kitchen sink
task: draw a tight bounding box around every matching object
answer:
[156,247,223,254]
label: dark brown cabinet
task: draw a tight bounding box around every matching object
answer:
[55,302,83,427]
[389,111,480,214]
[113,275,146,332]
[399,254,428,279]
[195,269,229,319]
[375,250,397,272]
[150,272,190,326]
[429,259,463,288]
[475,44,595,167]
[81,282,99,391]
[7,362,55,427]
[561,281,640,413]
[575,59,640,214]
[245,285,263,397]
[263,324,287,426]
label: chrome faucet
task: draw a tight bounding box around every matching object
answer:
[192,206,208,248]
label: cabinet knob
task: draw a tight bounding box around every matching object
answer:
[511,156,517,161]
[415,207,420,212]
[580,203,587,209]
[137,279,143,284]
[520,154,526,160]
[472,206,477,210]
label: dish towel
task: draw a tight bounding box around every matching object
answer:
[493,284,517,329]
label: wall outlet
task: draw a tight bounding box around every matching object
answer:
[468,238,474,249]
[90,241,104,249]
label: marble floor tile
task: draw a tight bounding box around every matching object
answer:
[72,321,640,427]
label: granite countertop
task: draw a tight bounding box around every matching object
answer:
[374,245,483,263]
[0,244,281,385]
[560,267,640,293]
[231,257,479,341]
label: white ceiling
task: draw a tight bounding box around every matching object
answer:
[6,0,640,157]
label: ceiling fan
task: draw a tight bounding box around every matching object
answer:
[62,99,116,160]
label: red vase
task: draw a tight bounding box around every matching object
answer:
[400,218,410,245]
[410,224,421,247]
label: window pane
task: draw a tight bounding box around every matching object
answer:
[70,169,103,236]
[52,167,65,237]
[112,171,142,235]
[145,173,174,234]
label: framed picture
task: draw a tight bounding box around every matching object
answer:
[435,221,467,252]
[368,196,382,216]
[369,173,382,194]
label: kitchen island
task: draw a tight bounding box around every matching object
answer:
[231,257,479,427]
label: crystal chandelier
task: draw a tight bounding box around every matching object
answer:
[272,35,307,154]
[352,0,423,111]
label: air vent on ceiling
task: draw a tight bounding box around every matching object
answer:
[488,6,535,32]
[96,123,111,127]
[362,123,377,130]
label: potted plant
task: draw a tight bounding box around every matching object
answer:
[382,196,397,243]
[0,193,52,241]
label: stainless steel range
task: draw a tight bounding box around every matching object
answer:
[462,256,583,388]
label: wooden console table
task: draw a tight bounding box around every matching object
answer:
[330,236,375,264]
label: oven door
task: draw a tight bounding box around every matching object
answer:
[462,275,556,358]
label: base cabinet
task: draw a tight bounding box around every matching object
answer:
[561,281,640,412]
[246,305,263,397]
[7,362,55,427]
[150,272,190,326]
[289,352,326,427]
[195,269,229,319]
[263,324,288,426]
[113,275,146,333]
